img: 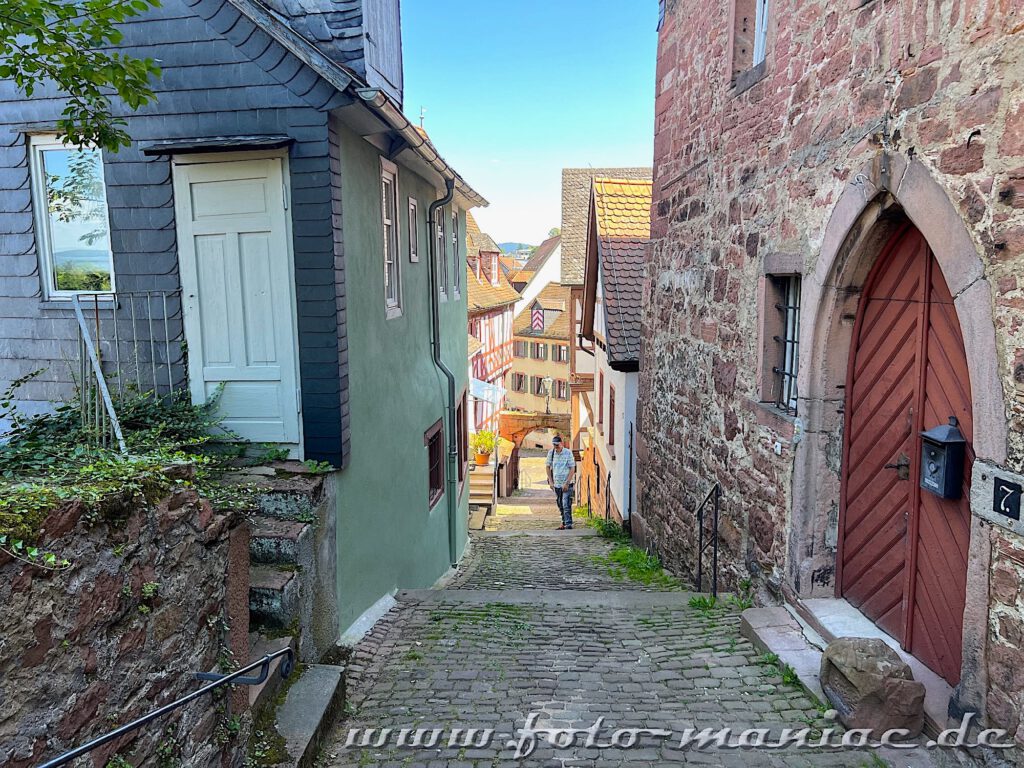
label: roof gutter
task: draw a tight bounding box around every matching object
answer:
[355,87,488,209]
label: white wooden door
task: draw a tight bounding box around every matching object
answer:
[173,157,302,451]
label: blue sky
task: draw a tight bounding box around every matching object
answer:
[402,0,658,245]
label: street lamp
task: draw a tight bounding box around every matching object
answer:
[543,375,554,415]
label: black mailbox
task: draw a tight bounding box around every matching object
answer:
[920,417,966,500]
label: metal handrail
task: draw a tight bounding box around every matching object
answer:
[695,483,721,597]
[37,648,294,768]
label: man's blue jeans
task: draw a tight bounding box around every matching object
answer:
[555,484,574,527]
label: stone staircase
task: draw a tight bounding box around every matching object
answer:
[221,463,345,768]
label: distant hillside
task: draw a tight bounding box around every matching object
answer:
[499,242,534,254]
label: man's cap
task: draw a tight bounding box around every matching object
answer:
[552,435,562,444]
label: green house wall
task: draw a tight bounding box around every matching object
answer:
[333,120,470,632]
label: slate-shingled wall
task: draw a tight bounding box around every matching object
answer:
[0,0,352,463]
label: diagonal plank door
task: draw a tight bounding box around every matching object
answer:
[839,224,972,685]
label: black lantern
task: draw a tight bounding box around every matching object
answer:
[919,417,966,500]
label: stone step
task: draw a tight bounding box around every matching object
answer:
[272,664,345,768]
[250,516,313,565]
[247,634,297,714]
[739,607,826,701]
[249,566,300,629]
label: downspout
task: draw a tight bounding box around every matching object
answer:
[428,179,460,566]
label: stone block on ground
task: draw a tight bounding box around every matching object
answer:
[274,664,344,768]
[820,636,926,738]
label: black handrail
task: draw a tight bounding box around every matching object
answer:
[695,483,721,597]
[37,647,294,768]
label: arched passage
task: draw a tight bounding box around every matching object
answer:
[789,152,1006,709]
[498,411,571,491]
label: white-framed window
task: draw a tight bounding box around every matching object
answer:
[531,342,547,360]
[511,372,527,393]
[29,136,115,298]
[451,207,461,297]
[752,0,769,66]
[555,380,568,400]
[553,344,569,363]
[490,252,499,287]
[408,197,419,263]
[436,204,448,299]
[381,158,401,318]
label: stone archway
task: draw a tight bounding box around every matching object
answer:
[498,411,572,490]
[789,152,1006,715]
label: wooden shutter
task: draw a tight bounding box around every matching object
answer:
[364,0,404,102]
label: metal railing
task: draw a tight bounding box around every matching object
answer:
[695,483,721,597]
[70,291,186,449]
[37,647,294,768]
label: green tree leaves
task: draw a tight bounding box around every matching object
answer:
[0,0,162,149]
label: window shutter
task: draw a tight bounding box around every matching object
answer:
[364,0,404,103]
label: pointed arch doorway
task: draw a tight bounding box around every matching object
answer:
[837,221,974,686]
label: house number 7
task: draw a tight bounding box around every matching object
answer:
[993,478,1022,522]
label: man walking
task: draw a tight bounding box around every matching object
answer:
[546,435,576,530]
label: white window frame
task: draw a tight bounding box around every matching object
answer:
[436,203,448,300]
[451,207,461,298]
[490,252,499,287]
[381,157,402,319]
[752,0,769,66]
[29,135,116,299]
[408,197,419,263]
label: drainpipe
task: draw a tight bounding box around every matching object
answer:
[428,179,460,566]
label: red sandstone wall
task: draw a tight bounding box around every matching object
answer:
[640,0,1024,579]
[0,491,250,767]
[639,0,1024,739]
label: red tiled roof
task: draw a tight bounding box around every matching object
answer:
[513,283,572,341]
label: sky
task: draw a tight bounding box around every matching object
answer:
[401,0,658,246]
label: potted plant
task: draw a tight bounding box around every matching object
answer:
[470,430,497,465]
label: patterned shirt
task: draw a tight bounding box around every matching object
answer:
[546,447,576,486]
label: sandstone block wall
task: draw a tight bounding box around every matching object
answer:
[0,490,250,767]
[640,0,1024,738]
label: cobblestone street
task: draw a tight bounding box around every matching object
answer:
[318,462,907,767]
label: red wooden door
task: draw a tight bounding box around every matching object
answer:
[839,224,973,686]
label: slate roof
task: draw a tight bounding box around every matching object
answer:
[259,0,365,74]
[521,235,561,273]
[561,167,651,285]
[586,178,652,366]
[513,284,571,341]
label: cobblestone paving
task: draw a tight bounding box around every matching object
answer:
[449,533,687,592]
[320,591,876,767]
[317,458,902,767]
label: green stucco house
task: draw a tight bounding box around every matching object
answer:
[0,0,483,635]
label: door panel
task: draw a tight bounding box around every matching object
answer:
[174,157,301,451]
[840,224,972,686]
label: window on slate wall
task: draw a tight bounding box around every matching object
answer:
[598,371,604,432]
[425,419,444,508]
[381,159,401,317]
[436,205,448,299]
[29,136,115,298]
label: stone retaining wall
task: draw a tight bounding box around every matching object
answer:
[0,487,250,767]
